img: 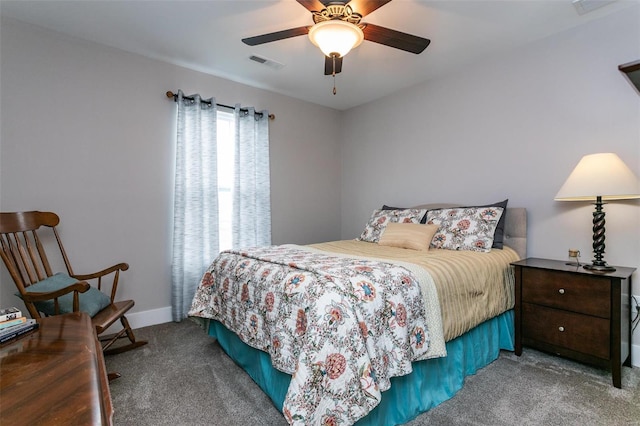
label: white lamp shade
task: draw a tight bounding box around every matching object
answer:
[308,20,364,58]
[555,152,640,201]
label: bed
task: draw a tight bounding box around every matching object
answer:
[189,203,527,425]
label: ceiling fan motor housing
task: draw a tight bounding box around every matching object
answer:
[312,4,363,26]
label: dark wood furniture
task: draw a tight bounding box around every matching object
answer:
[619,59,640,94]
[0,312,113,424]
[512,257,635,388]
[0,211,146,355]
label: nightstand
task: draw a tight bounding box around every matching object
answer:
[512,257,636,388]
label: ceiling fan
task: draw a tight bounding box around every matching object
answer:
[242,0,431,84]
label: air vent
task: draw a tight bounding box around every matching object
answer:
[572,0,616,15]
[248,55,285,70]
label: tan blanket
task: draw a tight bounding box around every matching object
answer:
[310,240,520,341]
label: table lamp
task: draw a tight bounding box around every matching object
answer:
[555,152,640,272]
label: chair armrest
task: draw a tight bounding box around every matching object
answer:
[22,281,90,302]
[72,263,129,303]
[23,281,91,314]
[72,263,129,280]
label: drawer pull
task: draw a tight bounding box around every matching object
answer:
[558,289,565,294]
[558,326,565,332]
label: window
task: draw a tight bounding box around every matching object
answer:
[217,110,234,251]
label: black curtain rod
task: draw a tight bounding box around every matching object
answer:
[165,91,274,120]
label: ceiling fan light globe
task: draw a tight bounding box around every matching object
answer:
[308,20,364,58]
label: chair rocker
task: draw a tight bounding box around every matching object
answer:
[0,211,147,357]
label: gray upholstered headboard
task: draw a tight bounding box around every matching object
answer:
[411,203,528,259]
[502,208,527,260]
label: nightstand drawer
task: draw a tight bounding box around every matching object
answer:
[522,303,610,359]
[521,268,610,318]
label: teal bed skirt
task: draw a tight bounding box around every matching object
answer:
[207,310,515,426]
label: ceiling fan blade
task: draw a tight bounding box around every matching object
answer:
[296,0,327,12]
[346,0,393,17]
[242,26,310,46]
[324,56,343,75]
[362,23,430,54]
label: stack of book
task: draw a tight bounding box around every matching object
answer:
[0,307,39,344]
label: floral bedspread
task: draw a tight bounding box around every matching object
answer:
[189,244,434,425]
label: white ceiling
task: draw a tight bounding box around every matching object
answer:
[0,0,635,110]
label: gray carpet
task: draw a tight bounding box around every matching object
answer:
[106,320,640,426]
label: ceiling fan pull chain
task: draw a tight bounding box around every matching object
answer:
[332,55,337,95]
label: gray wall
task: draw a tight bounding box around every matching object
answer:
[0,18,342,316]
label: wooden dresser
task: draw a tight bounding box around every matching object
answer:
[512,258,635,388]
[0,312,113,424]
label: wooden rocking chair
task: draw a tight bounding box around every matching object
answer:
[0,211,147,357]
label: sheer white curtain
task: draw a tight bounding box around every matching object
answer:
[171,92,271,321]
[171,90,219,321]
[232,105,271,248]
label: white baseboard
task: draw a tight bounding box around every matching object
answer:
[116,305,640,368]
[127,306,173,329]
[103,305,173,334]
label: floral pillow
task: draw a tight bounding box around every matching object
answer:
[425,207,504,252]
[358,208,428,243]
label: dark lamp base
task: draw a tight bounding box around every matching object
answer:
[583,263,616,272]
